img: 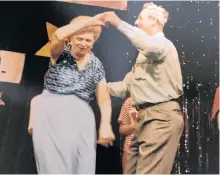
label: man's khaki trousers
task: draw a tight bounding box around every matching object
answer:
[125,101,184,174]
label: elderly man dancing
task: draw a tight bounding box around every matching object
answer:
[103,2,184,174]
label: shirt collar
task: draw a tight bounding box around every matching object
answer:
[154,31,164,37]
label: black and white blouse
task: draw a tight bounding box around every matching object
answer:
[44,45,106,102]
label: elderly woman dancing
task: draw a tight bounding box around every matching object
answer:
[28,15,115,174]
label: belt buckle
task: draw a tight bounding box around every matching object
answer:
[135,105,141,111]
[135,105,140,111]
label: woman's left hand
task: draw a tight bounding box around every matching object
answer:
[97,122,115,147]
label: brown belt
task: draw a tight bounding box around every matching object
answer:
[134,98,180,111]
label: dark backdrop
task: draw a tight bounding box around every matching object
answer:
[0,1,218,174]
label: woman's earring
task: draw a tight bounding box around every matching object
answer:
[65,38,71,46]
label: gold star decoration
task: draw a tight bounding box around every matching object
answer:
[0,92,5,105]
[35,22,58,58]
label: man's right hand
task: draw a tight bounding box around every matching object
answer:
[102,11,122,27]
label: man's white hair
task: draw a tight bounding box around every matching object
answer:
[143,2,169,27]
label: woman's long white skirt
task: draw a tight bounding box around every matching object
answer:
[30,90,96,174]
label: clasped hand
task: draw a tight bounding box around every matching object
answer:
[93,11,122,27]
[97,121,115,147]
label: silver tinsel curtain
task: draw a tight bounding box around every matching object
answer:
[172,84,219,174]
